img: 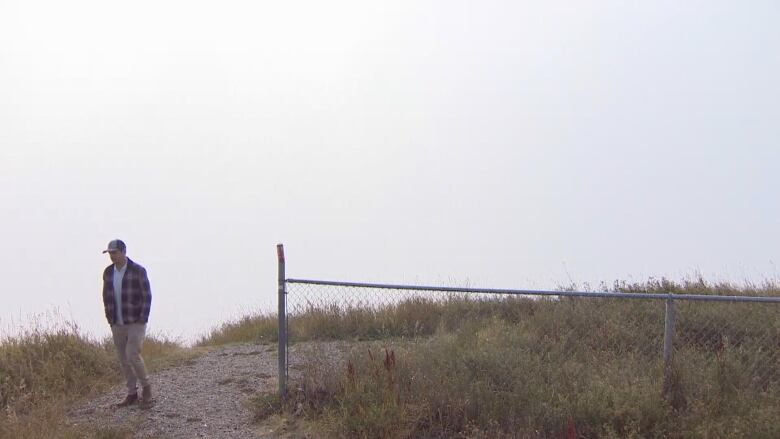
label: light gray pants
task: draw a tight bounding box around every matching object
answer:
[111,323,150,394]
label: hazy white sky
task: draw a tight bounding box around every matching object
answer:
[2,1,778,342]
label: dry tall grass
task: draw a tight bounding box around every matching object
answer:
[196,313,278,347]
[279,279,780,438]
[3,279,777,438]
[0,318,187,439]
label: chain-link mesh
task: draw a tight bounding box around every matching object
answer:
[671,300,780,399]
[284,281,780,407]
[286,282,503,342]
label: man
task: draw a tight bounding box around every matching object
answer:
[102,239,153,408]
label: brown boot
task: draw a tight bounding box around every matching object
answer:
[116,393,138,408]
[139,385,153,408]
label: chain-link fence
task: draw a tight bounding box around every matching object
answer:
[272,245,780,435]
[279,278,780,406]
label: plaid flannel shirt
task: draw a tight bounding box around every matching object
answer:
[102,258,152,325]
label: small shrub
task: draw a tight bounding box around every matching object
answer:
[249,392,282,421]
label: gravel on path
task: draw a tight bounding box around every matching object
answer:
[69,343,278,439]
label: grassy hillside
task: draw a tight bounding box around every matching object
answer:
[269,279,780,438]
[2,278,778,438]
[0,320,188,439]
[196,313,278,347]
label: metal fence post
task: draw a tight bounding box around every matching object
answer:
[277,244,286,400]
[662,295,675,399]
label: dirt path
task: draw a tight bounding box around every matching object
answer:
[68,342,279,439]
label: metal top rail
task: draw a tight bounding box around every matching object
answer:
[286,278,780,304]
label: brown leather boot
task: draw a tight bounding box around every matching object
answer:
[139,385,153,408]
[116,393,138,408]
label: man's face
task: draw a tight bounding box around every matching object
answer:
[108,249,127,265]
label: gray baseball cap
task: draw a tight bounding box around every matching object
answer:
[102,239,126,253]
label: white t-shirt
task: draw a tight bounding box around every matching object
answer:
[113,262,127,325]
